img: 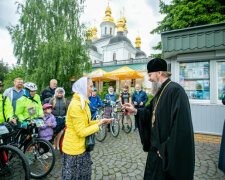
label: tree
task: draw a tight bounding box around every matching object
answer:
[151,0,225,55]
[8,0,91,94]
[3,66,27,90]
[0,59,9,81]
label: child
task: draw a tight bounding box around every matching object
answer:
[39,103,56,159]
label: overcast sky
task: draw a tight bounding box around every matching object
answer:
[0,0,170,65]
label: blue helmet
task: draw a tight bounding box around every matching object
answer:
[93,87,97,91]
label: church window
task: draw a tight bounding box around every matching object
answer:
[113,52,116,60]
[110,28,112,35]
[105,27,107,34]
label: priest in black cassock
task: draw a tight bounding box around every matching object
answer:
[123,58,195,180]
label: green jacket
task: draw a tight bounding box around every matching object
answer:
[0,94,14,123]
[15,94,44,123]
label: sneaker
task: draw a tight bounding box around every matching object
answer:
[45,152,52,157]
[122,125,124,130]
[41,154,48,160]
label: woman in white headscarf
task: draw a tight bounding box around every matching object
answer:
[62,77,113,180]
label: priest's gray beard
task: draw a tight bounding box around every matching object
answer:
[151,79,162,95]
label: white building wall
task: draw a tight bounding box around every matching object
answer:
[100,21,116,37]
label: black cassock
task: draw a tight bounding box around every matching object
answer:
[136,78,195,180]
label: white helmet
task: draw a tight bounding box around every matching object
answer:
[24,82,38,91]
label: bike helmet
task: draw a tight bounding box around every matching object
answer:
[43,103,53,110]
[93,87,97,91]
[24,82,38,91]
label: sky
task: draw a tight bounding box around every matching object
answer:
[0,0,170,65]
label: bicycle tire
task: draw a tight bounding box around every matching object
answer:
[95,124,107,142]
[123,114,132,134]
[110,113,120,137]
[0,144,30,180]
[59,130,65,154]
[24,138,55,179]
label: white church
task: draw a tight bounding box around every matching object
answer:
[86,5,151,93]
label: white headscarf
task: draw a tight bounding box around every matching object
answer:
[72,77,88,109]
[54,87,65,97]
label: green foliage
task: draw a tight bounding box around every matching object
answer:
[146,94,154,105]
[3,66,27,90]
[151,0,225,57]
[0,59,9,81]
[8,0,91,95]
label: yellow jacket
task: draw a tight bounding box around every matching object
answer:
[62,93,99,155]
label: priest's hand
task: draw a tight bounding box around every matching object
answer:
[122,103,137,114]
[139,102,143,106]
[157,151,162,159]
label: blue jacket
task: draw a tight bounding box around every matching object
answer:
[88,95,104,112]
[104,93,117,107]
[132,90,148,108]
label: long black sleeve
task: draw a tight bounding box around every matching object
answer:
[136,102,153,152]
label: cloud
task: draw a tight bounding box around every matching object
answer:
[0,0,20,29]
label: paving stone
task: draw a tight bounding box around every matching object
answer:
[36,117,225,179]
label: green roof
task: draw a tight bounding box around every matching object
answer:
[161,22,225,58]
[92,63,147,72]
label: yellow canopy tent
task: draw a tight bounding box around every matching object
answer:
[104,66,144,80]
[85,68,116,81]
[84,69,116,91]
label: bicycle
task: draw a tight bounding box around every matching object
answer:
[91,107,107,142]
[104,100,121,137]
[120,109,132,134]
[14,117,55,179]
[0,122,31,180]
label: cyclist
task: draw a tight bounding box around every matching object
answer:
[104,86,117,132]
[88,87,104,119]
[0,81,16,124]
[119,85,131,130]
[15,82,44,127]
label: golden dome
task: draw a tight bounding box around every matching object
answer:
[86,28,92,40]
[135,36,141,48]
[117,18,124,32]
[122,17,128,31]
[102,5,114,23]
[92,26,99,39]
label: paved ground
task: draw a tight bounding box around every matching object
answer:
[39,118,225,180]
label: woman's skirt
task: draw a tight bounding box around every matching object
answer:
[62,151,93,180]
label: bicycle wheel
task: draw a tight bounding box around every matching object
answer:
[123,114,132,134]
[0,144,30,180]
[95,124,107,142]
[24,138,55,179]
[110,113,120,137]
[59,130,65,154]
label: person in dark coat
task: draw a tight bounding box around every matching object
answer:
[132,84,148,131]
[219,88,225,172]
[123,58,195,180]
[40,79,57,105]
